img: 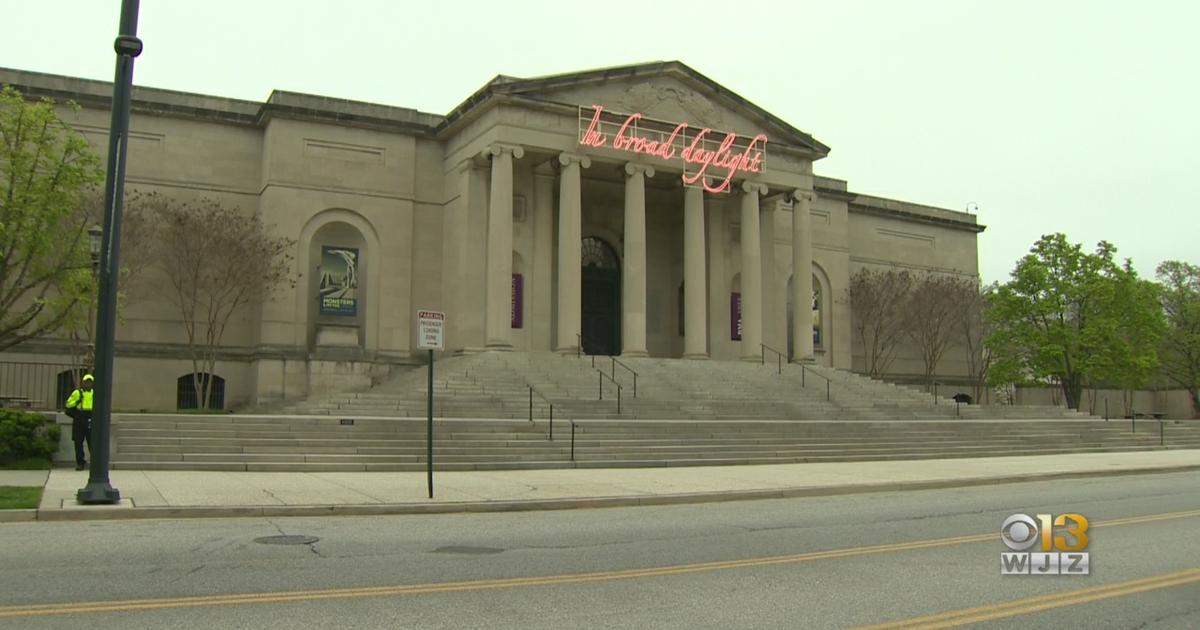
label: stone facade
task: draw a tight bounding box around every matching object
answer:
[0,61,984,410]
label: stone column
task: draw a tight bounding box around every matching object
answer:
[621,162,654,357]
[740,181,767,361]
[791,189,815,362]
[483,143,523,350]
[683,185,708,359]
[555,152,590,354]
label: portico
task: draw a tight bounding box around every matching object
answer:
[470,113,820,363]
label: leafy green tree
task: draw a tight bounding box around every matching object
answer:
[1085,262,1166,415]
[0,86,102,351]
[986,234,1162,411]
[1157,261,1200,417]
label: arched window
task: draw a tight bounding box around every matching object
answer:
[177,373,225,410]
[581,237,619,269]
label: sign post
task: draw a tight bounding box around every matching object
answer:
[417,310,445,499]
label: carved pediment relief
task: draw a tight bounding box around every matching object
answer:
[618,82,724,129]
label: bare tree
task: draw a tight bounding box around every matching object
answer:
[907,273,971,390]
[955,280,997,403]
[60,188,155,373]
[849,268,914,378]
[152,198,295,409]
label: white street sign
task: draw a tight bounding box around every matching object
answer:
[417,310,445,350]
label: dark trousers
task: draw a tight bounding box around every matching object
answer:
[69,410,92,466]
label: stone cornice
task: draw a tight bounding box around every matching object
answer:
[6,338,420,365]
[848,200,987,233]
[0,67,443,137]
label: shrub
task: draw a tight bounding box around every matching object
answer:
[0,410,61,464]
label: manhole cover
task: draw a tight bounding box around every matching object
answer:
[254,535,319,546]
[432,545,504,555]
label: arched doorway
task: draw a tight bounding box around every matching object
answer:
[581,236,621,355]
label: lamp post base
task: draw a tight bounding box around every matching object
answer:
[77,482,121,505]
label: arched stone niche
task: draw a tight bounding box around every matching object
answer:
[303,215,372,353]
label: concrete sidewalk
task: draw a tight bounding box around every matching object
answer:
[3,450,1198,522]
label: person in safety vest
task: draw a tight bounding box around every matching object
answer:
[64,374,94,470]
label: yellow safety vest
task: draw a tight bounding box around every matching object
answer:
[66,389,94,411]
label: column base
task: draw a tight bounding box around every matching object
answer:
[556,346,581,356]
[620,350,649,358]
[740,354,762,363]
[790,356,817,364]
[681,353,709,360]
[484,344,513,352]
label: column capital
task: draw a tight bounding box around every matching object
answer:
[558,152,592,169]
[741,181,768,196]
[482,143,525,161]
[790,189,815,204]
[624,162,655,178]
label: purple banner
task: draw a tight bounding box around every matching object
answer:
[511,273,523,329]
[731,292,741,340]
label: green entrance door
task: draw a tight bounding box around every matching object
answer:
[580,237,621,356]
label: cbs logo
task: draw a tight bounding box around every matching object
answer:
[1000,513,1089,552]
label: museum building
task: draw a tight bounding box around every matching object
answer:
[0,62,984,410]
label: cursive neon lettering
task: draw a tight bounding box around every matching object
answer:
[580,106,767,193]
[581,105,607,147]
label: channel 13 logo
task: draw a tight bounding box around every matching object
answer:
[1000,513,1090,576]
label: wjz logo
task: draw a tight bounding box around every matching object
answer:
[1000,513,1090,575]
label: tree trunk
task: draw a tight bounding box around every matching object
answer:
[1061,375,1083,410]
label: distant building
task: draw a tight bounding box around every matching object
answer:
[0,62,984,410]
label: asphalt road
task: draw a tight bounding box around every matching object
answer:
[0,471,1197,629]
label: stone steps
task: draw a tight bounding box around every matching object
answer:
[111,413,1200,471]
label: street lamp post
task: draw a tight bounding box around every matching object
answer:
[77,0,142,504]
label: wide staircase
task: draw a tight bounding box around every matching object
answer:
[110,415,1200,472]
[107,352,1200,471]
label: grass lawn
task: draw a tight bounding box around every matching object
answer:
[0,486,43,510]
[0,457,51,470]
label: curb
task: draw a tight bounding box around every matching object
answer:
[0,510,37,523]
[19,463,1200,523]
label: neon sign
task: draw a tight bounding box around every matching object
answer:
[579,105,767,194]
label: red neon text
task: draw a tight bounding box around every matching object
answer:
[579,105,766,193]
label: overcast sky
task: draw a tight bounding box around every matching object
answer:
[3,1,1196,282]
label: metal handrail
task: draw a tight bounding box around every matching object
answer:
[799,363,832,402]
[517,375,557,440]
[611,357,638,397]
[576,333,582,359]
[597,370,623,414]
[760,344,785,375]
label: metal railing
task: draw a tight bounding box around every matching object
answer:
[0,361,81,410]
[611,357,638,397]
[799,364,832,402]
[570,421,577,461]
[598,370,622,414]
[520,382,559,441]
[760,344,784,375]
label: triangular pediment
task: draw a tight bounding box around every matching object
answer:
[445,62,828,157]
